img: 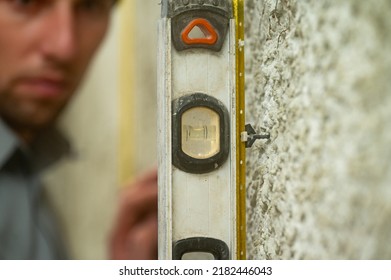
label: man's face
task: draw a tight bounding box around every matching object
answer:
[0,0,113,133]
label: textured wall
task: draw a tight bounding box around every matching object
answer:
[245,0,391,259]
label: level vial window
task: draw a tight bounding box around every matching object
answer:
[181,107,220,159]
[181,252,215,260]
[188,25,207,40]
[172,93,230,174]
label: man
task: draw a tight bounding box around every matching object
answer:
[0,0,157,259]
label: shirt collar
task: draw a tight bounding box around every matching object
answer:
[30,125,72,171]
[0,118,71,172]
[0,118,20,169]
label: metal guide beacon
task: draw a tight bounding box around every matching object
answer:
[157,0,263,260]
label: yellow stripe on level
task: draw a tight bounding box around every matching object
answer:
[234,0,246,260]
[118,0,136,185]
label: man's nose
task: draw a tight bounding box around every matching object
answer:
[40,5,77,63]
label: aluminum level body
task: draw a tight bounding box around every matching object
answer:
[158,0,242,260]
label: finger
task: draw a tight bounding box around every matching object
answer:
[118,181,158,227]
[124,213,158,260]
[109,167,158,259]
[110,182,158,258]
[126,167,158,191]
[111,213,158,260]
[122,181,157,205]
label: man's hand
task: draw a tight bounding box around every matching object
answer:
[110,168,158,259]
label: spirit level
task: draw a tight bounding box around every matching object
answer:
[158,0,246,260]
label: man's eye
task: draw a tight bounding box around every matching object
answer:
[13,0,33,4]
[10,0,37,7]
[79,0,96,10]
[78,0,111,13]
[8,0,41,13]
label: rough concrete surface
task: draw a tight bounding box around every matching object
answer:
[245,0,391,259]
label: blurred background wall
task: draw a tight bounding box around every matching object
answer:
[245,0,391,259]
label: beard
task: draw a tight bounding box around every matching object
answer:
[0,86,74,142]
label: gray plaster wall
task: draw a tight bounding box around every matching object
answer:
[245,0,391,259]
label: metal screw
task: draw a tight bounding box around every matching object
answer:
[182,0,190,5]
[244,124,271,148]
[213,0,219,6]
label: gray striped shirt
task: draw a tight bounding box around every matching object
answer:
[0,120,68,259]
